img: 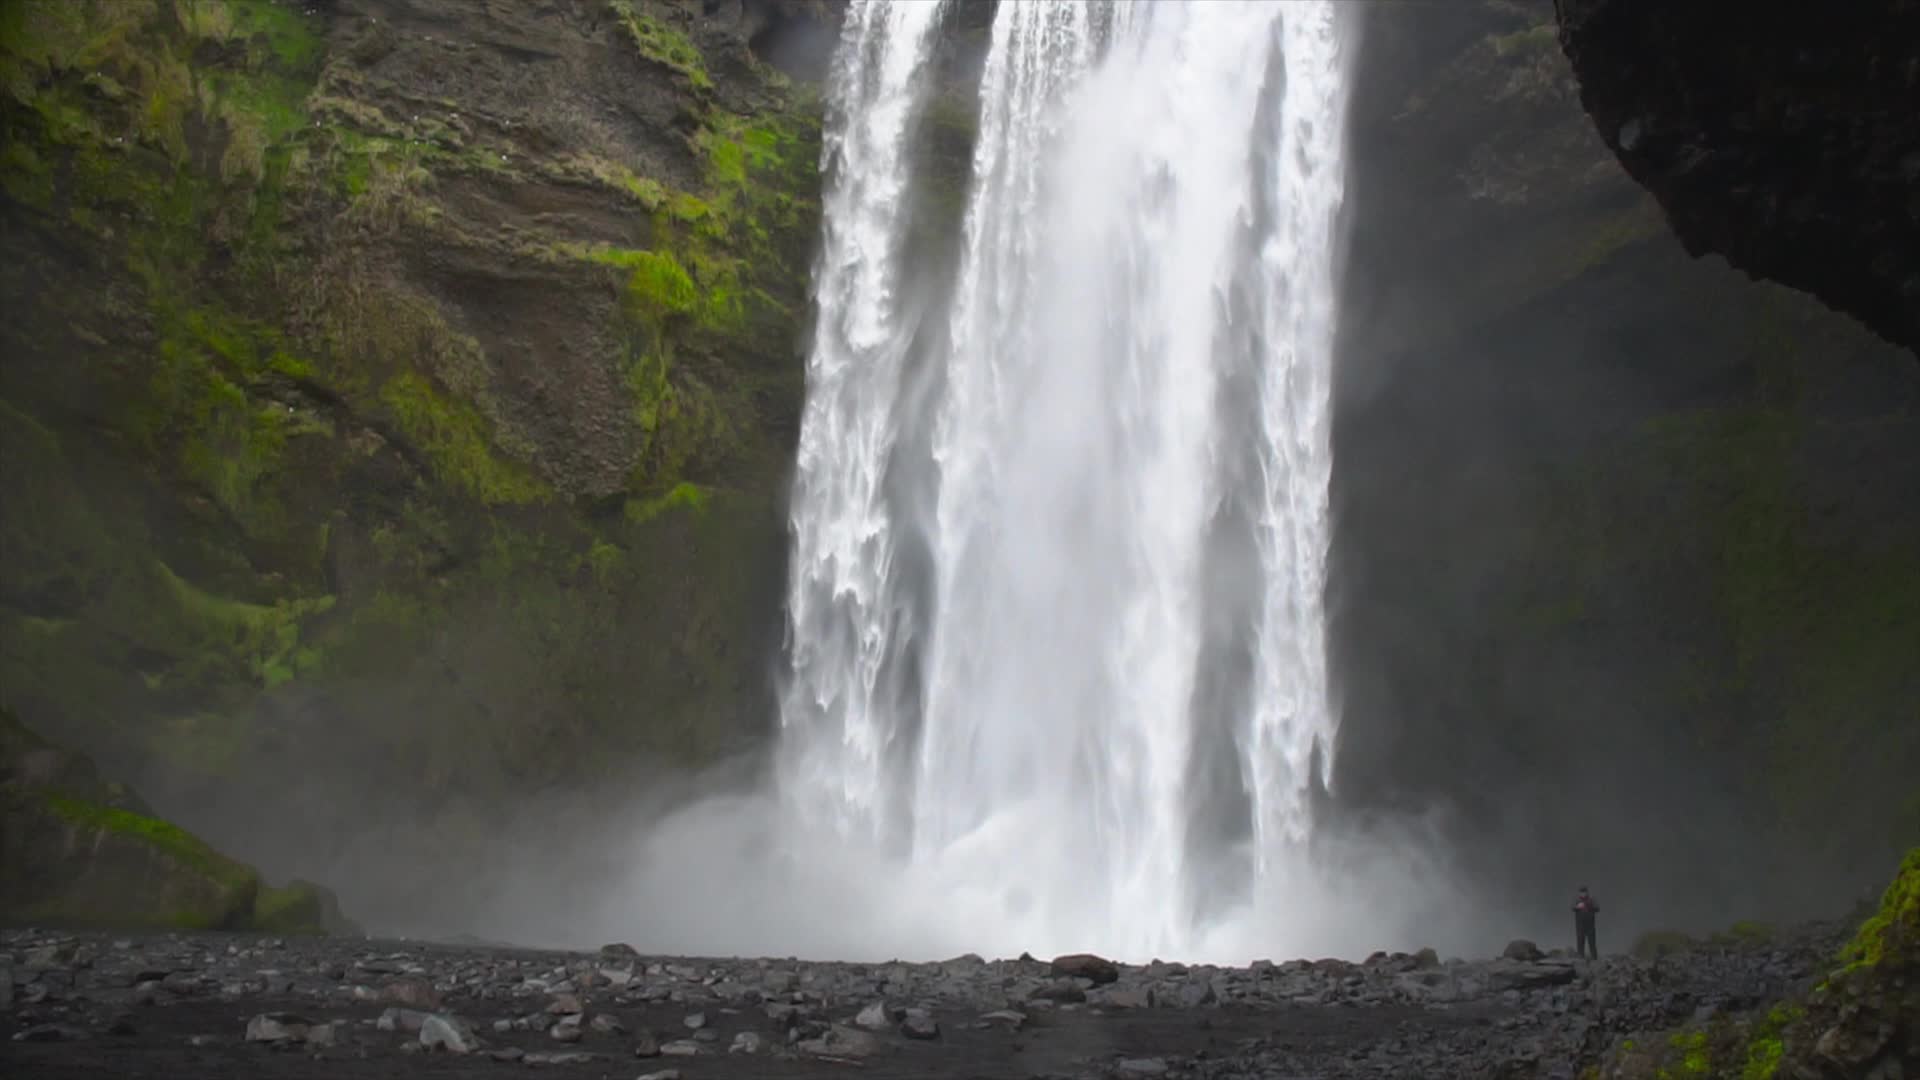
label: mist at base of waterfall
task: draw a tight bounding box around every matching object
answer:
[481,785,1478,966]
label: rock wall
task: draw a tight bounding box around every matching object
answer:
[1330,0,1920,941]
[0,0,832,926]
[1554,0,1920,357]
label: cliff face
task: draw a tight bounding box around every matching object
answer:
[1332,0,1920,937]
[0,0,831,924]
[1553,0,1920,356]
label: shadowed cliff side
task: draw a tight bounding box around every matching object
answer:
[1330,0,1920,948]
[0,0,834,931]
[1553,0,1920,357]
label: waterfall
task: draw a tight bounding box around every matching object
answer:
[779,0,1353,960]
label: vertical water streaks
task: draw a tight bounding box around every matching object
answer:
[778,0,949,846]
[779,0,1354,959]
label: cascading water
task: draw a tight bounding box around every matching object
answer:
[778,0,1353,960]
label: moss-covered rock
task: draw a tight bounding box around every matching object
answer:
[252,878,356,936]
[1,792,261,930]
[0,0,827,919]
[1586,849,1920,1079]
[1,707,357,933]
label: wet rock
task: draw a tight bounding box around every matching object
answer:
[979,1009,1027,1030]
[901,1013,941,1040]
[12,1023,86,1042]
[1486,959,1579,992]
[1052,953,1121,985]
[488,1047,525,1062]
[245,1012,316,1044]
[1503,940,1544,962]
[796,1023,883,1058]
[418,1013,480,1054]
[549,992,585,1015]
[591,1012,626,1035]
[1034,979,1089,1004]
[637,1070,684,1080]
[600,942,640,960]
[525,1050,597,1065]
[855,1000,895,1030]
[1100,987,1154,1009]
[380,976,439,1009]
[550,1013,584,1042]
[632,1028,661,1057]
[730,1031,765,1054]
[376,1006,430,1033]
[1175,980,1216,1008]
[682,1010,707,1029]
[659,1039,704,1056]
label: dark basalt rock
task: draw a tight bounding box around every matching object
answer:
[1554,0,1920,356]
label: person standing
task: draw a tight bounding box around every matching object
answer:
[1573,886,1600,959]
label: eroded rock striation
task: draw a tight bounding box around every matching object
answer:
[1554,0,1920,355]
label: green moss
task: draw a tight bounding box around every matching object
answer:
[252,878,352,935]
[155,561,335,689]
[617,249,700,326]
[1632,929,1697,958]
[42,793,255,892]
[625,482,711,526]
[1737,1003,1801,1080]
[607,0,711,90]
[1840,846,1920,970]
[1490,23,1558,58]
[380,372,549,505]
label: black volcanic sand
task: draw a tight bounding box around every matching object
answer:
[0,923,1847,1080]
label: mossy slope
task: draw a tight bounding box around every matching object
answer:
[1586,848,1919,1080]
[0,0,827,900]
[0,707,353,933]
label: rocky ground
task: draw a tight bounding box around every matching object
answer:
[0,921,1851,1080]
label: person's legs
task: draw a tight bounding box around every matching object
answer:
[1576,922,1596,958]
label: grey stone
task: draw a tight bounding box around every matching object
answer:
[1051,953,1121,985]
[419,1013,480,1054]
[901,1014,941,1040]
[730,1031,765,1054]
[1503,940,1544,962]
[796,1023,882,1058]
[527,1051,597,1065]
[591,1013,626,1035]
[633,1029,661,1057]
[245,1012,313,1043]
[659,1039,704,1056]
[855,1000,893,1030]
[550,1014,584,1042]
[488,1047,525,1062]
[978,1009,1027,1029]
[683,1010,707,1030]
[376,1007,430,1033]
[12,1023,86,1043]
[638,1071,685,1080]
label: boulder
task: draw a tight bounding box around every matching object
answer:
[1051,952,1121,985]
[1503,939,1544,962]
[0,709,357,934]
[419,1013,480,1054]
